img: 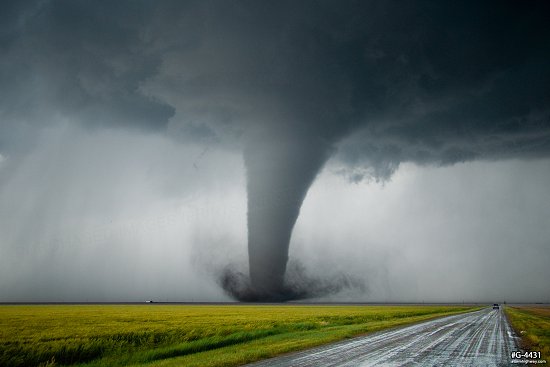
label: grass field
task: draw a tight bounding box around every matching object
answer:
[505,306,550,361]
[0,304,479,367]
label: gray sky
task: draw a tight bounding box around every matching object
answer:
[0,0,549,302]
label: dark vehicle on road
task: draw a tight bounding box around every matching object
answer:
[493,304,500,309]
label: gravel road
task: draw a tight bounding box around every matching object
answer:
[246,307,518,366]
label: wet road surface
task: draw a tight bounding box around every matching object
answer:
[246,308,518,366]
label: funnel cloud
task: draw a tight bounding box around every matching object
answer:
[242,135,334,299]
[1,1,550,302]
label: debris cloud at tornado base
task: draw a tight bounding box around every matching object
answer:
[219,260,366,302]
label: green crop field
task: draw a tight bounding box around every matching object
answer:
[505,306,550,361]
[0,304,479,367]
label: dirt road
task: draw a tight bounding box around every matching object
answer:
[246,308,518,366]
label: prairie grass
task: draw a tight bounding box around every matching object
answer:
[0,304,479,367]
[505,306,550,360]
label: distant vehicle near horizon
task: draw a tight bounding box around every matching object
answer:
[493,304,499,309]
[145,300,154,303]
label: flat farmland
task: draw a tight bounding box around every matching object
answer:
[0,304,479,367]
[505,306,550,360]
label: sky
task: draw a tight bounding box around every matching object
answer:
[0,0,549,302]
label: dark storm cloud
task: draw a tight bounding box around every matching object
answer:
[0,0,173,153]
[1,0,549,300]
[3,0,549,161]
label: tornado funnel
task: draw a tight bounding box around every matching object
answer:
[244,135,331,300]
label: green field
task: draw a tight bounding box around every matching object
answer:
[505,306,550,361]
[0,304,479,367]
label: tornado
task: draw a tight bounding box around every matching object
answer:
[242,134,332,301]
